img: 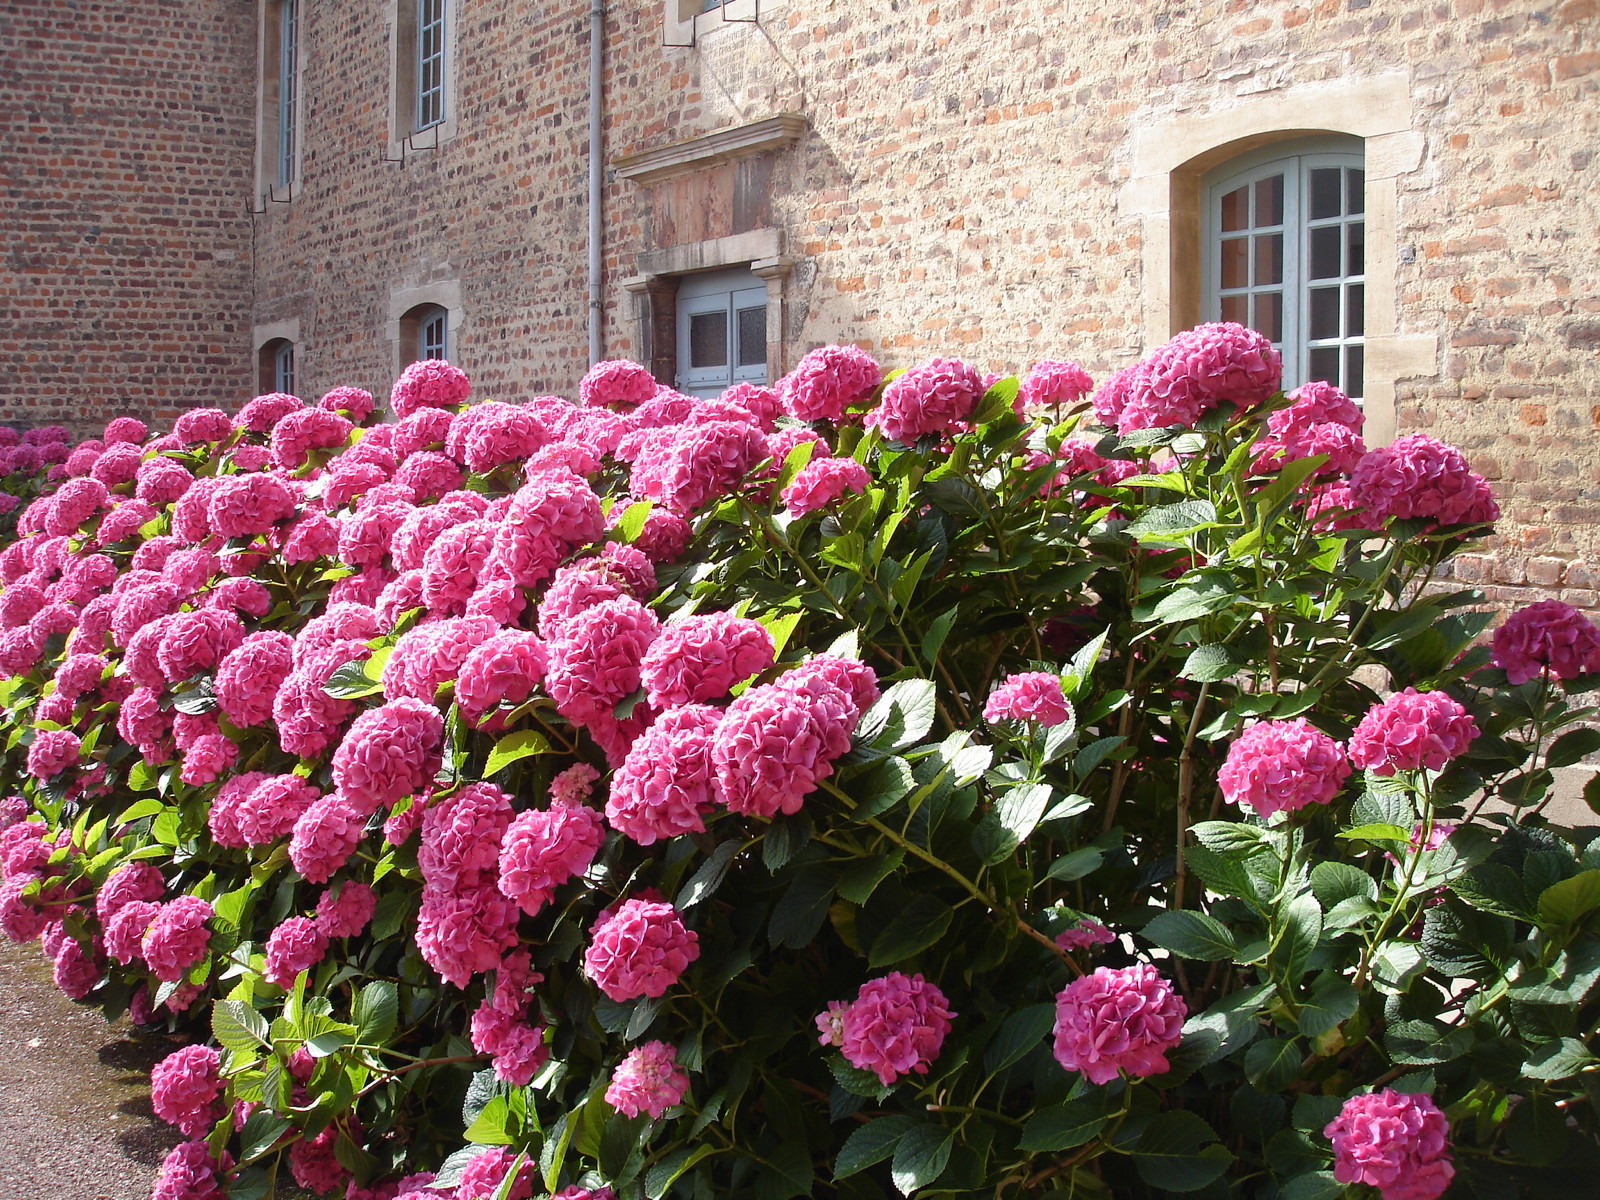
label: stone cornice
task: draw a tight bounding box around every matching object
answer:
[612,114,807,185]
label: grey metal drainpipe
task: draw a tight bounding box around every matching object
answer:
[587,0,605,367]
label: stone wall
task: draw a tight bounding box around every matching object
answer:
[0,0,257,433]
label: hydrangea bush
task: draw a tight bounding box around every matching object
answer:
[1,333,1598,1200]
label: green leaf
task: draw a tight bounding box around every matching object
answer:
[678,840,741,909]
[1144,910,1237,961]
[1278,1172,1342,1200]
[1538,869,1600,926]
[483,729,552,777]
[1131,1111,1233,1193]
[614,499,653,544]
[306,1030,354,1057]
[868,894,953,967]
[1506,1094,1568,1165]
[1148,575,1237,624]
[354,980,398,1044]
[982,1004,1056,1074]
[1071,735,1124,781]
[757,608,805,661]
[837,848,905,905]
[859,679,938,750]
[1179,644,1239,683]
[237,1111,289,1160]
[1297,976,1358,1038]
[919,608,959,667]
[323,659,383,700]
[756,1135,814,1200]
[769,866,836,950]
[1191,821,1268,857]
[114,796,165,824]
[762,813,812,873]
[1309,861,1377,908]
[1337,823,1412,844]
[834,1115,918,1180]
[1546,727,1600,769]
[1124,499,1219,544]
[645,1144,716,1198]
[1270,893,1323,983]
[1244,1037,1302,1091]
[890,1123,952,1196]
[1046,846,1104,882]
[851,756,915,821]
[212,1000,270,1053]
[465,1095,516,1145]
[1018,1099,1106,1152]
[972,782,1053,864]
[1523,1037,1597,1081]
[1386,1018,1471,1065]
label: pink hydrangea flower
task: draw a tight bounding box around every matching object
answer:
[641,612,775,709]
[174,407,236,445]
[394,449,464,500]
[151,1140,231,1200]
[27,729,80,779]
[104,415,147,443]
[778,345,882,422]
[781,456,870,516]
[1052,964,1186,1084]
[419,783,515,895]
[88,441,142,486]
[983,671,1072,727]
[1218,718,1352,818]
[207,473,296,538]
[454,630,548,725]
[1349,434,1499,528]
[415,886,520,988]
[391,359,470,419]
[180,733,239,786]
[1324,1089,1454,1200]
[104,900,160,964]
[134,456,196,505]
[290,1124,351,1196]
[580,359,658,409]
[607,704,722,844]
[1017,360,1094,412]
[867,358,983,443]
[614,504,692,563]
[630,420,769,514]
[320,386,375,421]
[485,468,605,588]
[141,895,214,982]
[831,972,955,1086]
[457,401,550,473]
[1349,688,1479,776]
[469,949,549,1086]
[606,1040,690,1119]
[156,609,245,683]
[150,1045,223,1137]
[272,407,353,469]
[289,797,367,884]
[454,1148,533,1200]
[264,916,330,989]
[52,935,100,999]
[281,511,341,562]
[550,763,600,805]
[331,698,445,813]
[583,898,700,1002]
[314,881,377,939]
[546,595,660,725]
[1101,324,1280,433]
[204,576,271,617]
[95,861,165,926]
[1269,380,1363,440]
[274,669,359,759]
[46,476,110,536]
[711,672,861,817]
[240,391,304,432]
[382,614,499,701]
[234,774,320,846]
[498,799,607,914]
[1491,599,1600,685]
[1055,919,1116,952]
[1252,421,1367,478]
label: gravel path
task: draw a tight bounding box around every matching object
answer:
[0,940,180,1200]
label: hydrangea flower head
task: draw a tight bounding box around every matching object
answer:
[1052,964,1186,1084]
[264,915,330,989]
[1324,1089,1454,1200]
[1350,434,1498,528]
[497,799,606,914]
[607,704,721,844]
[606,1040,690,1119]
[830,972,955,1086]
[390,359,470,419]
[454,1148,533,1200]
[150,1045,223,1137]
[983,672,1072,727]
[782,455,871,516]
[583,898,700,1001]
[1017,360,1094,412]
[1218,718,1351,818]
[580,359,658,409]
[1491,599,1600,685]
[778,344,882,422]
[141,895,214,982]
[641,612,775,709]
[867,358,984,443]
[1055,919,1116,952]
[711,672,859,818]
[331,698,445,813]
[1349,688,1478,776]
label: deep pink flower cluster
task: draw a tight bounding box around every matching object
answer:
[1350,433,1499,528]
[416,784,520,986]
[1055,918,1116,952]
[454,1148,533,1200]
[288,796,366,883]
[546,595,660,726]
[781,455,869,515]
[1218,718,1352,818]
[455,630,547,725]
[331,698,445,813]
[868,358,984,442]
[640,612,774,709]
[1348,688,1479,776]
[818,971,955,1087]
[778,344,882,422]
[580,359,658,409]
[315,881,377,939]
[150,1045,223,1137]
[271,407,352,469]
[583,897,700,1001]
[1324,1089,1454,1200]
[607,704,721,844]
[141,895,214,982]
[390,359,470,419]
[1490,599,1600,685]
[382,615,498,701]
[497,798,606,914]
[629,420,769,514]
[1017,360,1094,412]
[151,1140,232,1200]
[264,915,330,989]
[1052,964,1186,1084]
[469,949,549,1085]
[26,728,80,779]
[1096,323,1280,433]
[983,671,1072,727]
[606,1040,690,1119]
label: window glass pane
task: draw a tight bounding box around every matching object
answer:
[1253,175,1284,226]
[1253,234,1282,286]
[689,312,728,369]
[1309,226,1341,280]
[1345,344,1364,398]
[421,313,447,360]
[1252,292,1283,343]
[274,344,295,395]
[1220,238,1249,290]
[736,306,766,367]
[1347,284,1364,338]
[1308,346,1341,388]
[1345,168,1365,217]
[1220,295,1248,325]
[1220,186,1249,233]
[1347,220,1365,276]
[1309,168,1342,220]
[1309,287,1341,341]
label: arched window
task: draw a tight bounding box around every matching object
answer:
[1204,137,1365,399]
[675,267,768,398]
[257,338,296,395]
[399,303,450,366]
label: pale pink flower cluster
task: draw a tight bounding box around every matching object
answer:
[1490,599,1600,685]
[469,949,549,1085]
[497,799,606,914]
[606,1040,690,1119]
[583,898,700,1001]
[1349,688,1479,776]
[1052,963,1186,1084]
[390,359,470,419]
[331,698,445,813]
[868,358,984,443]
[1218,718,1352,818]
[1350,433,1499,528]
[580,359,658,409]
[777,344,882,422]
[150,1045,223,1137]
[1324,1089,1454,1200]
[1017,360,1094,412]
[983,671,1072,727]
[781,455,869,516]
[818,971,955,1087]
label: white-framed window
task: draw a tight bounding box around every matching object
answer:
[399,303,451,367]
[665,0,760,46]
[257,338,296,394]
[256,0,303,198]
[675,268,768,397]
[416,0,446,132]
[277,0,300,187]
[1204,138,1365,399]
[389,0,456,149]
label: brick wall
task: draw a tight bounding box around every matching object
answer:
[0,0,257,434]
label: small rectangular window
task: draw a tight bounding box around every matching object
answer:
[277,0,299,188]
[417,0,446,132]
[274,342,296,395]
[421,310,448,360]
